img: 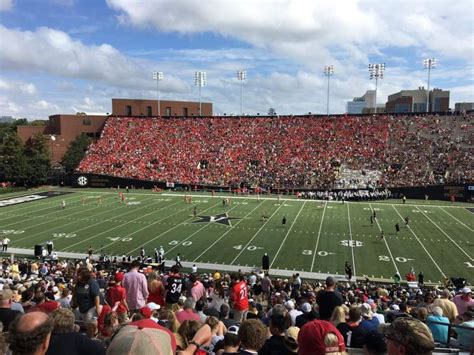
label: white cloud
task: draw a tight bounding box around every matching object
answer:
[0,77,37,95]
[0,25,188,94]
[107,0,473,63]
[0,0,12,11]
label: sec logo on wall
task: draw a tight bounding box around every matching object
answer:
[76,176,89,187]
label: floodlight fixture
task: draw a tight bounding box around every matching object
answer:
[324,66,335,116]
[368,63,386,114]
[237,70,247,115]
[152,71,164,116]
[423,58,436,113]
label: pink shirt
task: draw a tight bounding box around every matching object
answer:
[176,309,202,324]
[191,281,206,301]
[123,269,149,310]
[452,294,474,316]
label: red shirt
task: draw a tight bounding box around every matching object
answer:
[106,284,127,314]
[176,309,202,324]
[232,281,249,311]
[28,300,60,314]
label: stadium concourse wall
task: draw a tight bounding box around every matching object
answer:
[71,173,473,202]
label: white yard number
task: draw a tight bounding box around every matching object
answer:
[106,237,133,242]
[169,240,192,246]
[232,245,261,251]
[464,262,474,268]
[52,233,76,239]
[303,250,332,256]
[0,230,25,235]
[340,240,364,247]
[379,255,413,263]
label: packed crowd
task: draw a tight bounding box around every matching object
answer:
[77,114,473,189]
[0,256,473,354]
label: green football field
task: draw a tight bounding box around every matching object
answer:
[1,189,473,284]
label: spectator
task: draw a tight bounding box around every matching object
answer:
[432,289,458,322]
[176,297,201,324]
[165,265,184,311]
[295,302,318,329]
[106,272,129,323]
[230,272,249,323]
[219,325,240,354]
[426,306,449,344]
[238,319,267,354]
[106,318,177,355]
[190,274,206,301]
[298,319,346,355]
[452,287,474,316]
[123,260,149,311]
[383,317,435,355]
[316,276,343,320]
[28,292,60,314]
[146,271,165,308]
[260,312,292,355]
[337,305,367,348]
[329,305,348,327]
[73,267,102,321]
[176,320,201,352]
[46,308,106,355]
[359,303,380,333]
[7,312,54,355]
[284,300,302,326]
[361,330,386,355]
[220,303,238,329]
[451,308,474,352]
[0,289,21,332]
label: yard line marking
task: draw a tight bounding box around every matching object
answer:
[160,193,474,209]
[165,203,242,256]
[0,193,81,220]
[416,206,473,261]
[193,201,265,262]
[61,200,190,251]
[370,203,399,276]
[10,194,124,243]
[127,200,229,255]
[439,207,474,232]
[346,203,357,278]
[0,193,88,223]
[59,197,180,251]
[270,201,306,268]
[311,202,327,272]
[392,205,446,278]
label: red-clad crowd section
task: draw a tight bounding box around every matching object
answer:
[77,114,473,188]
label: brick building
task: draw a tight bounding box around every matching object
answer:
[386,87,449,113]
[111,98,212,117]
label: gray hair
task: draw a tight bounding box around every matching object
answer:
[184,297,196,310]
[432,306,443,316]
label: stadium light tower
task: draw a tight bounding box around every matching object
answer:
[324,65,334,116]
[368,63,385,114]
[152,71,163,116]
[237,70,247,115]
[423,58,436,113]
[194,71,207,116]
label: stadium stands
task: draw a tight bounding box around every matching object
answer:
[77,114,473,189]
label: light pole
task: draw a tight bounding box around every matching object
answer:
[49,134,56,165]
[194,71,207,116]
[324,65,334,116]
[423,58,436,113]
[152,71,163,116]
[237,70,247,115]
[368,63,385,114]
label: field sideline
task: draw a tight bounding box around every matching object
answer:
[1,188,473,284]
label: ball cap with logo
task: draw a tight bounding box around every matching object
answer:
[297,319,345,355]
[107,319,176,355]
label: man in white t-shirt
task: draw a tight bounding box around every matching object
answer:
[2,237,11,252]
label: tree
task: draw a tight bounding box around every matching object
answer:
[23,133,51,186]
[61,133,92,174]
[0,132,28,182]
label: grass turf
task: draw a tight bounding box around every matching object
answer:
[1,188,473,283]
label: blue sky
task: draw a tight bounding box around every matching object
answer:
[0,0,472,118]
